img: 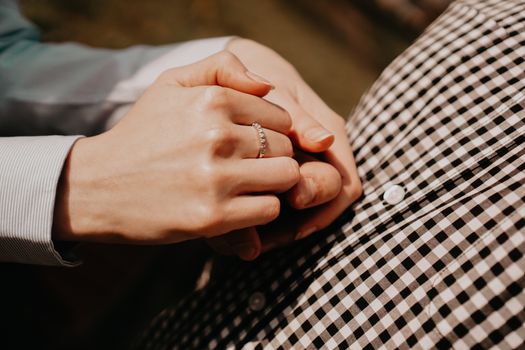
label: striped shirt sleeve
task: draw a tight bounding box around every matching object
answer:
[0,135,82,266]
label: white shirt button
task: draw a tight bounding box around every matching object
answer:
[383,184,405,205]
[248,292,266,311]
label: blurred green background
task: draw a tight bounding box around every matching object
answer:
[19,0,416,116]
[2,1,450,349]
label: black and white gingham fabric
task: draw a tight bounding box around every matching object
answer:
[138,0,525,348]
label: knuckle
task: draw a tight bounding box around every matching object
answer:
[211,168,230,190]
[196,161,225,189]
[157,67,179,83]
[215,50,239,65]
[156,69,171,82]
[196,162,234,201]
[201,86,230,110]
[204,127,233,145]
[198,202,224,233]
[204,127,236,156]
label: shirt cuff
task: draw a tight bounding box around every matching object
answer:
[0,135,82,266]
[104,36,236,129]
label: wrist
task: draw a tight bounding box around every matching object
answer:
[52,136,112,242]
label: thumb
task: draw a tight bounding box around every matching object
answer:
[162,51,274,97]
[287,104,334,153]
[287,157,342,209]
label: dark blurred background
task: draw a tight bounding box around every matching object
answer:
[1,0,451,349]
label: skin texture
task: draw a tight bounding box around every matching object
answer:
[208,39,362,260]
[53,52,302,244]
[53,43,362,261]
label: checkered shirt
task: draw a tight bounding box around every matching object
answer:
[138,0,525,348]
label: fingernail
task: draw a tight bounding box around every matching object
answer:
[296,226,318,240]
[298,177,317,207]
[246,71,275,89]
[305,127,333,143]
[233,243,258,261]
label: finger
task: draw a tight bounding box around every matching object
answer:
[295,196,349,241]
[296,132,363,240]
[260,226,296,254]
[258,206,300,253]
[257,203,327,250]
[225,195,281,230]
[160,51,273,97]
[227,90,292,134]
[231,157,300,194]
[287,103,335,153]
[207,227,261,261]
[287,160,342,209]
[234,125,293,159]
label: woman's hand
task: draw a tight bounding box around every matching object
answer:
[52,52,300,245]
[208,39,362,260]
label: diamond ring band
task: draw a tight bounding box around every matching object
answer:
[251,122,267,158]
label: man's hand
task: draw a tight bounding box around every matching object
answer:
[52,52,300,245]
[208,39,362,260]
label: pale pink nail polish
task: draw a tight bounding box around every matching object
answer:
[305,127,333,143]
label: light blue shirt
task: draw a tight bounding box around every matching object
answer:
[0,0,231,265]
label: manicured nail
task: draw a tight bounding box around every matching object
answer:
[234,243,258,261]
[246,71,275,89]
[305,127,333,143]
[296,226,318,240]
[298,177,317,207]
